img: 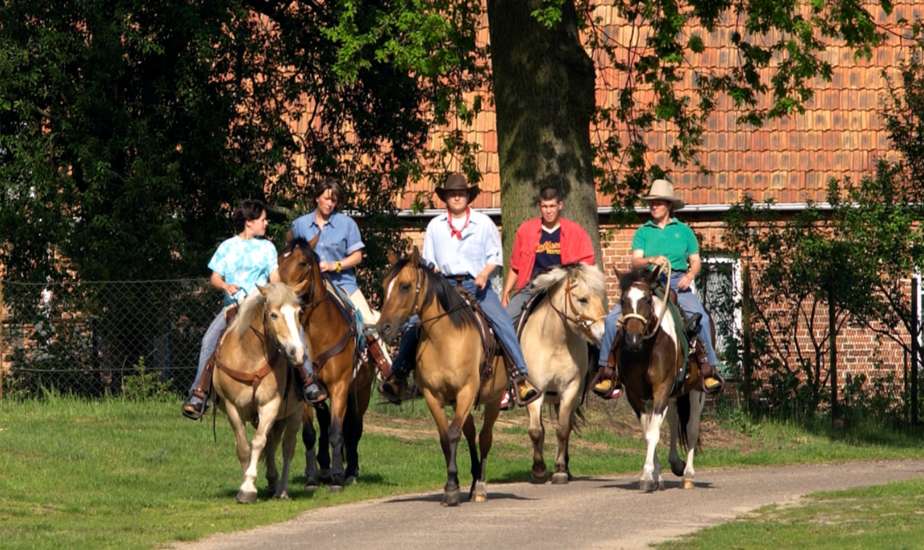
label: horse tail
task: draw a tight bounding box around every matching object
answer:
[677,393,691,452]
[547,398,587,435]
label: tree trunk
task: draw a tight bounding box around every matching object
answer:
[487,0,600,270]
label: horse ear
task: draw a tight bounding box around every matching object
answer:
[612,266,622,280]
[308,234,320,250]
[257,284,269,297]
[387,250,399,266]
[410,246,420,263]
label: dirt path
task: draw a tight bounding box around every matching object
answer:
[177,459,924,550]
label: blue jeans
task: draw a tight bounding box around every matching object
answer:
[505,285,537,328]
[392,278,530,379]
[597,271,719,368]
[189,309,227,392]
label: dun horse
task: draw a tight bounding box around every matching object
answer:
[277,237,374,489]
[520,264,607,484]
[211,283,305,503]
[377,248,507,506]
[615,267,706,492]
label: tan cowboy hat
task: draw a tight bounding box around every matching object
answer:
[435,172,480,203]
[642,178,684,211]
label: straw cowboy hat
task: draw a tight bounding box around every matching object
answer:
[435,172,480,202]
[642,178,685,211]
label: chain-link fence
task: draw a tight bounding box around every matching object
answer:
[0,279,220,398]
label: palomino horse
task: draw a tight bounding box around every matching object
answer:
[615,267,706,492]
[211,283,306,503]
[277,237,374,490]
[377,248,507,506]
[520,264,607,484]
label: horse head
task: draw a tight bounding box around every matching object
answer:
[257,283,305,365]
[279,235,322,299]
[618,267,661,352]
[377,246,425,342]
[533,264,608,344]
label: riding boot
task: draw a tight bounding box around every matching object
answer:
[378,374,407,405]
[514,375,540,405]
[364,329,393,379]
[693,339,724,393]
[297,359,329,404]
[592,339,622,398]
[182,359,215,420]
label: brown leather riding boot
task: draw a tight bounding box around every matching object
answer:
[182,359,215,420]
[592,339,622,398]
[693,340,723,393]
[514,375,540,406]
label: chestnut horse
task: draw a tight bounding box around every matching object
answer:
[520,264,607,484]
[277,237,374,490]
[377,248,507,506]
[211,283,306,503]
[615,267,706,492]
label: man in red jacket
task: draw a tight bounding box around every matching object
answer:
[502,186,596,323]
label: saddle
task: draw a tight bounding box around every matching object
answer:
[514,287,549,339]
[452,285,505,383]
[305,280,361,373]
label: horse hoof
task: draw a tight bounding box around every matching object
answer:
[529,470,548,484]
[328,484,344,493]
[551,472,569,485]
[236,490,258,504]
[274,491,290,500]
[443,489,461,507]
[473,492,487,503]
[683,478,695,490]
[304,478,320,490]
[639,480,657,493]
[345,475,357,486]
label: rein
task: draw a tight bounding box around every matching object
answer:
[546,274,603,339]
[213,318,278,401]
[294,269,357,371]
[619,263,671,341]
[405,264,469,328]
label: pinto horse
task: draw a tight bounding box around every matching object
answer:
[377,248,507,506]
[615,267,706,492]
[211,283,306,503]
[277,237,374,490]
[520,264,607,484]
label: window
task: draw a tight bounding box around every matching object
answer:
[696,254,742,378]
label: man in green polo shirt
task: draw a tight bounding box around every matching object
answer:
[593,179,723,397]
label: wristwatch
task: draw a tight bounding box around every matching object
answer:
[335,261,342,273]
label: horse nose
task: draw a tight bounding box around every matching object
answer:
[287,343,304,364]
[625,333,641,351]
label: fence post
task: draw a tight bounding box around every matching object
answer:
[741,262,753,414]
[911,276,919,426]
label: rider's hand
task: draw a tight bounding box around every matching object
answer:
[224,284,241,296]
[650,256,670,271]
[475,273,489,290]
[501,291,510,307]
[318,261,332,272]
[676,273,694,290]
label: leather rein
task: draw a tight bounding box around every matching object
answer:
[213,316,282,401]
[546,274,604,340]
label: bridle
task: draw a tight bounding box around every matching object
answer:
[618,264,671,341]
[386,262,470,335]
[546,273,604,340]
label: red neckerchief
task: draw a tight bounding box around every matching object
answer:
[447,208,471,240]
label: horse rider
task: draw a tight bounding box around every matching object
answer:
[592,179,724,398]
[379,173,541,406]
[501,185,596,323]
[182,199,320,419]
[289,178,392,403]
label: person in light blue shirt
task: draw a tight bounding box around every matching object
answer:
[182,200,281,420]
[380,173,540,408]
[288,179,390,403]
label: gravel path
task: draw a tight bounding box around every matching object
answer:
[177,459,924,550]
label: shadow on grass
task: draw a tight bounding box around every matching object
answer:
[765,414,924,449]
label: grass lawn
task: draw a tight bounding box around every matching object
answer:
[1,395,922,549]
[659,478,924,549]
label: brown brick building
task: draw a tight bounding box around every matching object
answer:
[385,2,923,385]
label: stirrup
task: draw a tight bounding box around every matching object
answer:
[181,391,209,421]
[703,375,724,394]
[303,379,328,404]
[515,377,540,406]
[378,376,404,405]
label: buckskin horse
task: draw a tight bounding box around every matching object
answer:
[614,267,706,492]
[519,264,607,484]
[377,248,508,506]
[277,237,374,490]
[211,283,306,503]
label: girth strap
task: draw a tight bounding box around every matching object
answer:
[213,355,274,401]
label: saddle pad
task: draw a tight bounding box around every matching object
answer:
[322,279,366,352]
[453,285,501,382]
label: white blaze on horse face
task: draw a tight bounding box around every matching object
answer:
[626,286,646,315]
[280,304,305,364]
[386,277,397,301]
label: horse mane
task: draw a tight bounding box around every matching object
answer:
[283,237,320,263]
[619,267,655,295]
[228,291,266,338]
[532,263,605,296]
[386,257,477,328]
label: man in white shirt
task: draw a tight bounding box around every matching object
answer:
[380,173,539,406]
